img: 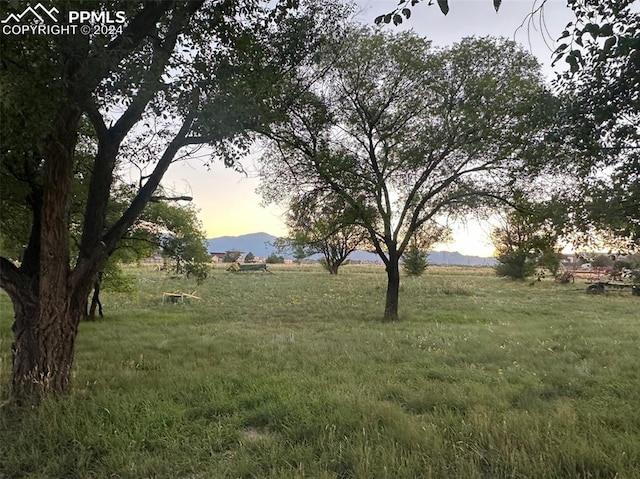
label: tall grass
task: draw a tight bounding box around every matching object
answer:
[1,264,638,478]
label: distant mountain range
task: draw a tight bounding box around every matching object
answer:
[207,232,496,266]
[207,232,277,258]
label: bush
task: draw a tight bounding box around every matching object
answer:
[494,251,537,280]
[266,253,285,264]
[592,254,614,268]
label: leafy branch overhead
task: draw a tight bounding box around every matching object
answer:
[547,0,639,249]
[376,0,502,25]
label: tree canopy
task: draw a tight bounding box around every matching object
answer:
[492,206,561,280]
[549,0,639,250]
[259,28,555,321]
[378,0,639,250]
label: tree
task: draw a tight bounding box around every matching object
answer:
[258,29,555,321]
[244,252,256,263]
[222,251,243,263]
[491,208,561,280]
[402,245,429,277]
[0,0,342,404]
[0,145,207,320]
[379,1,638,249]
[270,193,368,274]
[401,223,448,277]
[84,188,210,319]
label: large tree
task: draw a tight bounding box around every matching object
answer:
[0,0,341,404]
[258,29,555,321]
[380,0,639,248]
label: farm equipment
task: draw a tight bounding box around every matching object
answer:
[162,291,202,303]
[226,262,272,273]
[586,281,640,296]
[580,268,639,296]
[562,265,639,296]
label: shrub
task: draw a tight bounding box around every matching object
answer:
[266,253,285,264]
[494,251,537,280]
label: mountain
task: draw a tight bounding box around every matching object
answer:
[206,232,496,266]
[206,232,277,258]
[427,250,496,267]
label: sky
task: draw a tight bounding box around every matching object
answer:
[161,0,574,257]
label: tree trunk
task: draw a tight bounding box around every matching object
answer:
[8,104,88,405]
[383,258,400,322]
[87,272,104,320]
[9,289,39,403]
[12,301,85,404]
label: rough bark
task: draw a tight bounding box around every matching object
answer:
[13,104,81,402]
[8,283,39,403]
[0,1,231,404]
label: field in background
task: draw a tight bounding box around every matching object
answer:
[1,264,639,478]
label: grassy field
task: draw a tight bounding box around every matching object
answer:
[1,264,639,478]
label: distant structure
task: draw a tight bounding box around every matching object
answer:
[210,252,227,263]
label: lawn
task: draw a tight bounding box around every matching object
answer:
[1,264,638,478]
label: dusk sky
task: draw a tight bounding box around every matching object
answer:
[161,0,574,256]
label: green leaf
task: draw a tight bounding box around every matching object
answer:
[554,43,569,54]
[374,14,384,25]
[600,36,617,59]
[402,8,411,19]
[383,13,392,24]
[583,23,600,39]
[566,54,579,73]
[437,0,449,15]
[599,23,613,37]
[393,14,403,25]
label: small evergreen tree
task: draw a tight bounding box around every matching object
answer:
[244,252,256,263]
[494,251,537,280]
[402,245,429,277]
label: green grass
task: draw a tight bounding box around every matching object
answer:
[1,264,639,478]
